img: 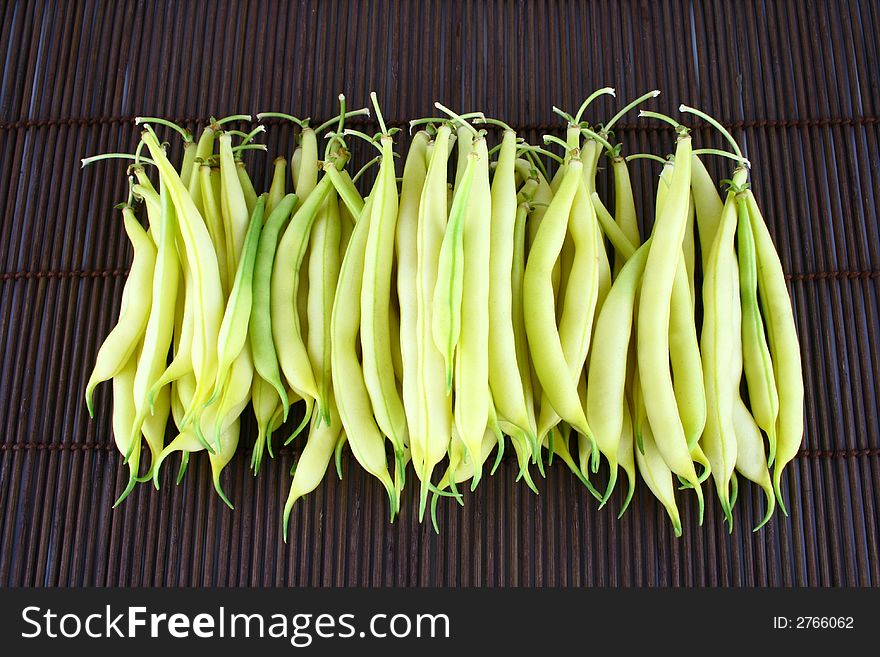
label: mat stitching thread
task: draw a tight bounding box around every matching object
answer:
[0,443,877,459]
[1,115,878,132]
[3,268,878,283]
[0,269,129,281]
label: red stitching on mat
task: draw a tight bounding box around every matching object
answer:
[0,269,129,281]
[1,115,878,132]
[795,448,880,459]
[1,443,878,459]
[2,268,878,283]
[788,270,880,282]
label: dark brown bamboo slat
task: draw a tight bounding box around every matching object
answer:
[0,0,878,587]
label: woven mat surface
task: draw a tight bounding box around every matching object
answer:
[0,0,878,586]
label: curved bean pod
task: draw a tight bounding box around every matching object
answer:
[637,135,702,498]
[282,393,342,541]
[273,177,334,416]
[700,175,747,526]
[266,157,287,215]
[524,156,592,440]
[250,193,298,417]
[141,130,224,432]
[199,164,230,294]
[124,183,180,496]
[210,195,265,405]
[110,349,140,505]
[433,143,477,389]
[586,242,649,502]
[736,195,779,466]
[690,154,724,269]
[396,131,430,448]
[236,159,258,216]
[85,207,156,416]
[307,191,341,430]
[745,190,804,514]
[732,397,776,530]
[219,132,250,269]
[453,136,493,484]
[330,193,397,514]
[414,126,455,518]
[295,127,319,202]
[635,420,683,537]
[488,130,535,453]
[362,133,408,460]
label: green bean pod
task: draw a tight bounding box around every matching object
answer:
[524,168,554,254]
[251,374,280,473]
[179,140,197,190]
[210,195,265,405]
[236,160,258,216]
[488,130,535,452]
[591,192,637,260]
[339,201,354,256]
[560,177,600,472]
[361,135,408,461]
[209,417,240,509]
[307,191,341,431]
[85,207,156,416]
[670,258,707,450]
[282,393,342,541]
[273,176,335,420]
[209,342,254,453]
[732,397,776,530]
[524,156,592,441]
[586,242,649,503]
[142,130,224,432]
[682,194,696,306]
[433,141,477,389]
[690,154,724,269]
[413,126,454,518]
[617,395,637,516]
[199,164,230,294]
[324,163,365,219]
[251,193,298,417]
[745,190,804,514]
[141,383,171,478]
[111,349,140,501]
[511,196,540,466]
[153,372,198,488]
[637,135,702,499]
[149,244,188,403]
[437,426,497,490]
[635,420,683,537]
[611,155,641,255]
[266,157,287,215]
[290,147,302,191]
[123,182,180,499]
[219,132,250,266]
[295,128,318,202]
[656,162,708,458]
[330,193,396,514]
[700,177,746,526]
[396,131,430,447]
[736,195,779,466]
[148,240,195,410]
[453,136,493,484]
[556,230,575,324]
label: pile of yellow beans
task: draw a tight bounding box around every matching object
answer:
[84,91,803,538]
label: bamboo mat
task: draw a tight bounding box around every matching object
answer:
[0,0,877,587]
